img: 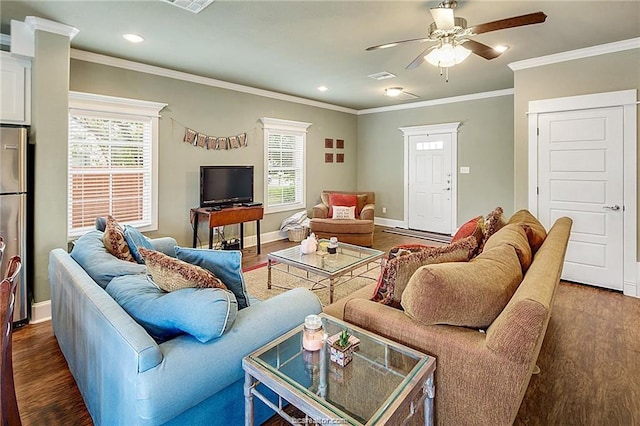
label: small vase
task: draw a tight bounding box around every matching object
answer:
[329,341,354,367]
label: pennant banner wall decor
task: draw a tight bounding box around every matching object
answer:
[182,127,248,151]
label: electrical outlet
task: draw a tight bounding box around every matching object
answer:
[382,207,387,214]
[460,166,470,174]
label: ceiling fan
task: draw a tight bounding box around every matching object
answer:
[366,1,547,81]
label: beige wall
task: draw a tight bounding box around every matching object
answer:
[31,31,70,303]
[513,49,640,256]
[357,95,515,226]
[69,60,358,242]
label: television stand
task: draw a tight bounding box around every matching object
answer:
[190,205,264,254]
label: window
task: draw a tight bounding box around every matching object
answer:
[261,117,312,213]
[68,92,166,237]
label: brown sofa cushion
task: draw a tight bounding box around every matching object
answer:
[508,209,547,253]
[401,244,523,329]
[309,218,374,234]
[372,236,478,305]
[482,223,532,273]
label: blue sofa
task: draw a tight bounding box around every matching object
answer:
[48,233,322,425]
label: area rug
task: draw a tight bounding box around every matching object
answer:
[243,263,380,306]
[382,227,452,244]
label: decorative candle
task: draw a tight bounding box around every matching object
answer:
[302,315,324,351]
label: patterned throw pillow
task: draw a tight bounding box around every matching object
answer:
[481,207,507,251]
[332,205,356,219]
[138,248,227,292]
[103,215,135,262]
[371,236,478,306]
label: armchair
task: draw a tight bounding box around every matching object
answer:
[309,190,375,247]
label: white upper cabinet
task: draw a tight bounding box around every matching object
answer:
[0,52,31,124]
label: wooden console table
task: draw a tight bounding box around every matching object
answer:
[190,206,263,254]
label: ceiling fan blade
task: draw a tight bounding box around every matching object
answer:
[463,39,502,60]
[366,37,430,51]
[405,47,432,70]
[469,11,547,35]
[430,7,455,30]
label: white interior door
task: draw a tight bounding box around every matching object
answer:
[537,107,624,290]
[408,133,452,234]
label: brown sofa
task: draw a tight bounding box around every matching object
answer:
[309,191,375,247]
[325,211,572,426]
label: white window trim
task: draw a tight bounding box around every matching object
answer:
[68,91,166,236]
[260,117,312,214]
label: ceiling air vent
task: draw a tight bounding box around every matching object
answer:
[161,0,214,14]
[368,71,396,80]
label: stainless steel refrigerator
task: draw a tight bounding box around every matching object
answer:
[0,125,29,326]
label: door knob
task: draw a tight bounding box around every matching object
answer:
[603,205,620,211]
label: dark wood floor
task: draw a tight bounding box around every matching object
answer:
[11,226,640,425]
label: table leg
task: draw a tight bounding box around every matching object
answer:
[209,226,214,249]
[244,372,254,426]
[329,277,335,304]
[267,259,272,290]
[256,220,261,254]
[240,223,244,249]
[424,374,435,426]
[192,211,199,248]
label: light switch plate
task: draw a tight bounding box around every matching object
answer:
[460,166,470,174]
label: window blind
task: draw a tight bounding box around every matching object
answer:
[266,131,304,209]
[68,110,153,236]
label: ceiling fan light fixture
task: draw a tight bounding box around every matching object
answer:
[424,42,470,68]
[385,87,404,97]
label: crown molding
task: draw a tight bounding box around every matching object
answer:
[509,37,640,71]
[358,88,514,115]
[70,49,358,115]
[25,16,79,40]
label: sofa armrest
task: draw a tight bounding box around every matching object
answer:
[360,203,375,221]
[313,203,329,219]
[137,287,322,423]
[150,237,178,257]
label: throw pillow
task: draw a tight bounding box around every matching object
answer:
[401,244,523,329]
[482,207,507,249]
[106,274,238,343]
[371,236,478,306]
[103,215,135,262]
[482,223,532,273]
[328,193,357,218]
[452,215,485,248]
[174,246,251,310]
[95,216,107,232]
[356,194,368,217]
[508,209,547,253]
[332,205,356,220]
[70,230,147,289]
[138,248,227,292]
[123,225,154,264]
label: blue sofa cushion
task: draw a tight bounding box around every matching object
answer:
[123,225,154,264]
[70,230,147,288]
[106,274,238,343]
[174,247,251,310]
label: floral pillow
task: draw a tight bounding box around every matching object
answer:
[138,248,227,293]
[103,215,135,262]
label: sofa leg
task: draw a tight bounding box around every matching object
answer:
[532,365,541,375]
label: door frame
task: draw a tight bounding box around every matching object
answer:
[527,89,637,297]
[399,122,460,235]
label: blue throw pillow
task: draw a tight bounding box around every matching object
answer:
[174,247,251,310]
[106,274,238,343]
[70,230,147,288]
[123,225,154,264]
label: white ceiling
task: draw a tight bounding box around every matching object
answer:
[1,1,639,110]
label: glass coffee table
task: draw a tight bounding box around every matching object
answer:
[243,314,436,425]
[267,240,384,304]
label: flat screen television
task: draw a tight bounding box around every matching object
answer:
[200,165,254,208]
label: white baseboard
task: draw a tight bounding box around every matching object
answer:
[374,217,406,228]
[31,300,51,324]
